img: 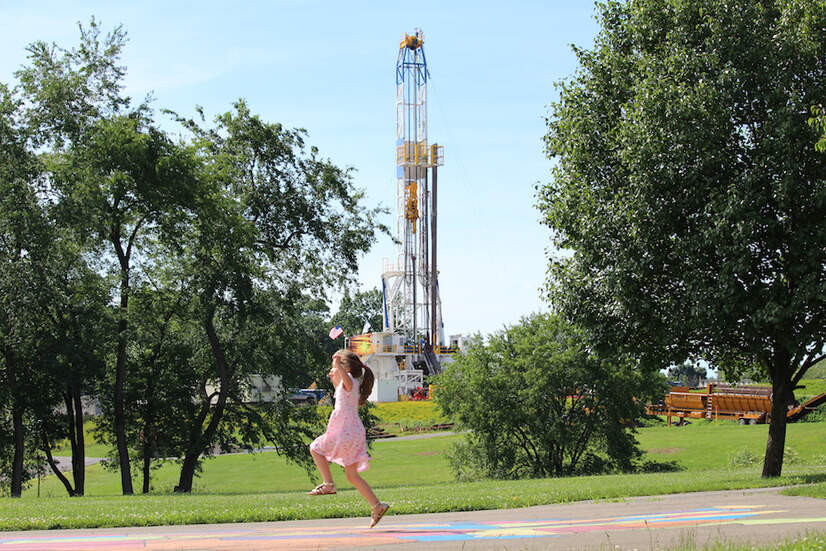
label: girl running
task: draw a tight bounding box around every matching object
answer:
[308,350,390,528]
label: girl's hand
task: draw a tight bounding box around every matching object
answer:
[331,356,353,392]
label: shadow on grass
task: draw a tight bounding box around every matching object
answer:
[636,459,685,473]
[792,473,826,484]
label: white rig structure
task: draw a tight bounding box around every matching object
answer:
[385,29,444,349]
[348,30,457,402]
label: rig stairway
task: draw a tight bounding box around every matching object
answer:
[423,347,442,375]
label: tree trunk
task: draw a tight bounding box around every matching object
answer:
[11,402,25,498]
[174,307,232,493]
[141,398,153,494]
[142,452,151,494]
[113,256,133,495]
[42,433,78,497]
[174,375,230,493]
[763,361,791,478]
[7,349,24,498]
[70,385,85,496]
[141,373,156,494]
[175,451,202,494]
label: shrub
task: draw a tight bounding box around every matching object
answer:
[434,313,667,480]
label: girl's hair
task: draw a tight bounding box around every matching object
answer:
[334,349,374,406]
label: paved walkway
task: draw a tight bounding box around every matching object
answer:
[50,458,103,472]
[2,487,825,550]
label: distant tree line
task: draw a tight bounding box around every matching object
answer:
[0,20,387,497]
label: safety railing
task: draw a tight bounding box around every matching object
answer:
[403,344,458,354]
[396,142,444,167]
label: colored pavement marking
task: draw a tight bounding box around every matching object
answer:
[2,505,825,550]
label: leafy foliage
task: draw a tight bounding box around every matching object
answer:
[798,403,826,424]
[810,104,826,153]
[2,19,388,496]
[435,314,666,480]
[539,0,826,477]
[666,362,707,387]
[0,79,108,496]
[332,288,384,337]
[14,18,205,494]
[159,100,386,492]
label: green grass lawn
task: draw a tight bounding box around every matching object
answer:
[4,467,825,531]
[5,409,824,532]
[783,482,826,499]
[33,419,826,499]
[798,378,826,400]
[638,418,826,469]
[666,532,826,551]
[32,435,455,498]
[372,400,450,433]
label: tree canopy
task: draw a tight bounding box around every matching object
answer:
[666,362,707,388]
[332,288,384,337]
[0,20,386,496]
[539,0,826,477]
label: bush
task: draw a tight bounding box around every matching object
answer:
[434,313,668,480]
[445,435,491,482]
[636,459,683,473]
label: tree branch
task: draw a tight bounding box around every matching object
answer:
[256,230,302,251]
[513,424,541,470]
[794,346,825,386]
[126,214,149,261]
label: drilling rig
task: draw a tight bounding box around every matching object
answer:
[348,29,456,401]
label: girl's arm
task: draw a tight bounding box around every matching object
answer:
[333,359,353,392]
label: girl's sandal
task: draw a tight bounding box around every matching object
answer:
[369,502,390,528]
[307,482,337,495]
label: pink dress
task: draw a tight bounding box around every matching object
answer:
[310,373,371,472]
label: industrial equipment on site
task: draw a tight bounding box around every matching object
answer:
[647,383,826,426]
[347,30,461,402]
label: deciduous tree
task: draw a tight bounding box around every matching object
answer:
[15,20,201,494]
[0,82,50,497]
[666,362,707,388]
[540,0,826,477]
[332,288,384,337]
[167,102,386,492]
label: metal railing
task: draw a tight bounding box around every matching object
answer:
[403,344,458,354]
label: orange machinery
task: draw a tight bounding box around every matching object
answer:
[647,383,826,426]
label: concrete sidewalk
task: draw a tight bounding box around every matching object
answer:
[1,487,824,550]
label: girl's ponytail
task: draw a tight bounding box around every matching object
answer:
[359,365,374,407]
[334,349,374,406]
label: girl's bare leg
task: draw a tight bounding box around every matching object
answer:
[310,448,334,485]
[344,463,379,506]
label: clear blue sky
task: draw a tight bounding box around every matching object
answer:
[1,1,602,338]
